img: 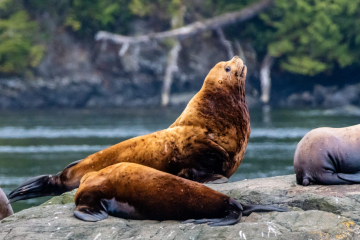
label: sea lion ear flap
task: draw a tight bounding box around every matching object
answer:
[74,200,108,222]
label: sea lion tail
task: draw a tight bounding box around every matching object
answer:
[183,198,243,227]
[9,159,82,202]
[8,174,63,202]
[242,204,288,216]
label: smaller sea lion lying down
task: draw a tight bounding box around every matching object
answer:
[294,124,360,186]
[74,163,286,226]
[0,187,13,221]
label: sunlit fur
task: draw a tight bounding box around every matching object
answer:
[9,56,250,201]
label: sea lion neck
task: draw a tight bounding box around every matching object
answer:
[170,76,249,133]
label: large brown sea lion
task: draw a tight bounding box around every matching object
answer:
[0,187,13,220]
[294,124,360,186]
[9,56,250,202]
[74,163,286,226]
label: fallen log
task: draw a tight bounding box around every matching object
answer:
[95,0,274,44]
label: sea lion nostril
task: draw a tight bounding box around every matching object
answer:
[241,66,246,75]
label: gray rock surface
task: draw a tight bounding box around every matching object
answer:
[323,105,360,116]
[2,175,360,239]
[287,83,360,109]
[286,91,315,107]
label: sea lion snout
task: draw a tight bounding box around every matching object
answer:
[231,55,243,66]
[230,56,245,77]
[231,55,241,61]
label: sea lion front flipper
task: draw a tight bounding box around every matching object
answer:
[242,204,287,216]
[337,173,360,183]
[177,169,228,184]
[74,200,108,222]
[201,174,229,184]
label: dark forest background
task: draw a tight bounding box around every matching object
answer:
[0,0,360,109]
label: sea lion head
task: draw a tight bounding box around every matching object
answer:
[204,56,247,95]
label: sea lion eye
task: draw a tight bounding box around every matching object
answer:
[225,66,231,72]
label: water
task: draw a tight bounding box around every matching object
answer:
[1,107,359,213]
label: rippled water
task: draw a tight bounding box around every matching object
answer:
[1,108,359,212]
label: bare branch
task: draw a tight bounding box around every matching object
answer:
[260,54,275,104]
[216,28,234,60]
[161,41,182,107]
[95,0,273,44]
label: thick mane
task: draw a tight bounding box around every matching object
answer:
[172,68,249,143]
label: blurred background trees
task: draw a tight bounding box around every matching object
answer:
[0,0,360,108]
[264,0,360,76]
[2,0,359,76]
[0,0,44,75]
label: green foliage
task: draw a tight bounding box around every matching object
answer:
[0,6,44,75]
[262,0,360,75]
[129,0,182,20]
[65,0,132,36]
[2,0,360,77]
[202,0,257,16]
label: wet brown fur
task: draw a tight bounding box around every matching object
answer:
[10,57,250,199]
[75,163,235,221]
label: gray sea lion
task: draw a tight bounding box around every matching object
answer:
[10,56,250,202]
[0,187,13,220]
[294,124,360,186]
[74,163,286,226]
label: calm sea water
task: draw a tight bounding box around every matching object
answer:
[1,107,359,213]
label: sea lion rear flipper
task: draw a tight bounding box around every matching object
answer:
[182,198,242,227]
[9,159,82,202]
[337,173,360,183]
[9,175,60,202]
[74,200,108,222]
[182,211,241,227]
[242,204,288,216]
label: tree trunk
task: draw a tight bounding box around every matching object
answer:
[260,54,274,104]
[235,40,246,63]
[94,0,274,107]
[161,5,186,107]
[161,41,181,106]
[95,0,274,44]
[216,28,234,59]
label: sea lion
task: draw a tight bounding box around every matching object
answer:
[9,56,250,202]
[294,124,360,186]
[74,163,286,226]
[0,187,13,220]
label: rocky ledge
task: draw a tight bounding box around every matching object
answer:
[1,175,360,239]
